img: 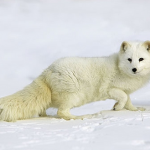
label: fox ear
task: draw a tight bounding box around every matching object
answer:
[143,41,150,51]
[120,41,129,52]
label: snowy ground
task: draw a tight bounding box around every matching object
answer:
[0,0,150,149]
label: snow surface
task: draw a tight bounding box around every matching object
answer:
[0,0,150,150]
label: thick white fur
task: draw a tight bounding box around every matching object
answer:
[0,41,150,121]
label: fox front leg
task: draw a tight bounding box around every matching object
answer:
[108,88,127,110]
[124,96,145,111]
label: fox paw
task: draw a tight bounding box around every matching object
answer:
[113,102,124,111]
[137,107,146,111]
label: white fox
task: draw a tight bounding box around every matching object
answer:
[0,41,150,122]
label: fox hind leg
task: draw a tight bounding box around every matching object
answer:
[39,109,47,117]
[56,93,92,120]
[57,106,92,120]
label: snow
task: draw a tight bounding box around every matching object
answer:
[0,0,150,149]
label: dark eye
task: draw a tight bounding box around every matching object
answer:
[139,58,144,62]
[128,58,132,62]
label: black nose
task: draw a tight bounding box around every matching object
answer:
[132,68,137,73]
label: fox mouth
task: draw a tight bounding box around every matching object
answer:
[133,67,150,75]
[132,70,142,75]
[133,71,140,74]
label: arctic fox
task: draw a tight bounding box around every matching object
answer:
[0,41,150,122]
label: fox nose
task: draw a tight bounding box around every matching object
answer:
[132,68,137,73]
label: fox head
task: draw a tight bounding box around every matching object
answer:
[118,41,150,77]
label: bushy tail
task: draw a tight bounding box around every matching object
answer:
[0,76,51,122]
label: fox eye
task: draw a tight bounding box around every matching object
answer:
[128,58,132,62]
[139,58,144,62]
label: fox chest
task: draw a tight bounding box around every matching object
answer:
[110,76,146,94]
